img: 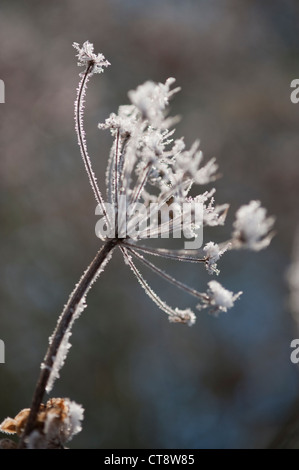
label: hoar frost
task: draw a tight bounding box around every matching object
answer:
[0,39,275,449]
[233,200,275,250]
[0,398,84,449]
[73,41,274,326]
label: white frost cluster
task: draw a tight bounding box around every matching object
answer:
[168,308,196,327]
[66,400,84,437]
[176,142,218,185]
[73,41,110,74]
[203,241,230,275]
[40,399,84,446]
[199,280,242,315]
[0,398,84,449]
[128,78,180,128]
[232,200,275,250]
[27,398,84,449]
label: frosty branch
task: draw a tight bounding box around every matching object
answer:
[0,41,274,449]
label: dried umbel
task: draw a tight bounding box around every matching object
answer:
[0,41,274,448]
[72,41,274,323]
[0,398,84,449]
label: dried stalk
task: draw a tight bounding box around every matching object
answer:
[19,239,118,447]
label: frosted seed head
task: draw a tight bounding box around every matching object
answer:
[73,41,110,75]
[168,308,196,326]
[197,280,242,315]
[232,200,275,250]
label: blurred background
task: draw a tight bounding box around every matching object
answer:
[1,0,299,449]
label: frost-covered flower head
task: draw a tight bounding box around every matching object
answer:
[72,41,274,326]
[199,280,242,315]
[73,41,110,74]
[232,200,275,250]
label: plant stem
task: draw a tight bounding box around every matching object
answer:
[75,64,108,222]
[19,239,118,448]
